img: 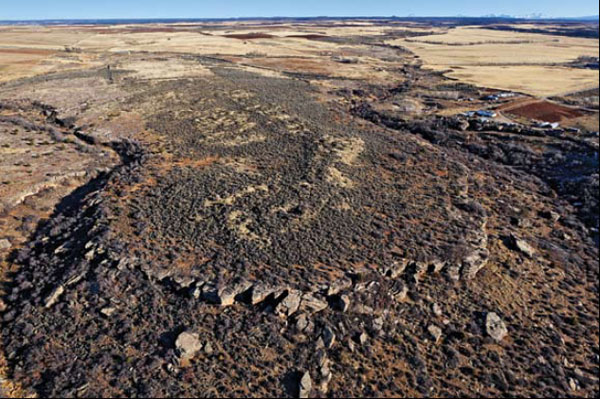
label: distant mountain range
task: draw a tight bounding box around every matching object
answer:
[568,15,599,21]
[482,13,598,21]
[0,15,598,25]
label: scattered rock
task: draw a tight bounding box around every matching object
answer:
[540,210,561,221]
[326,277,352,296]
[175,331,202,360]
[445,263,461,282]
[0,238,11,250]
[299,371,312,398]
[84,249,95,261]
[299,293,328,314]
[317,354,332,393]
[337,294,351,312]
[381,259,409,278]
[347,339,355,352]
[569,377,579,391]
[322,326,336,348]
[190,285,202,299]
[412,261,429,282]
[250,283,277,305]
[358,331,368,345]
[430,259,446,273]
[173,275,195,289]
[100,307,116,317]
[295,313,310,332]
[485,312,508,342]
[372,316,384,333]
[203,279,252,306]
[275,290,302,317]
[461,248,490,280]
[353,303,375,315]
[432,303,442,317]
[509,234,536,258]
[44,285,65,308]
[428,324,442,343]
[390,281,408,301]
[354,278,379,293]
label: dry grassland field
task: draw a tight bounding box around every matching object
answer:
[392,25,599,96]
[0,17,598,398]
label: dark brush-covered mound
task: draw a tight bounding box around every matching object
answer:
[119,69,493,288]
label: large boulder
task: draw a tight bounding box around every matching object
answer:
[485,312,508,342]
[175,331,202,360]
[509,234,536,258]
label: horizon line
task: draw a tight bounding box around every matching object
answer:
[1,15,598,23]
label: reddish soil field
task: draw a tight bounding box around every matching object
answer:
[223,33,274,40]
[503,100,585,122]
[286,34,329,40]
[245,57,337,75]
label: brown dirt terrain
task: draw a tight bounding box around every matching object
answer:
[0,18,598,399]
[224,33,276,39]
[501,100,587,122]
[286,34,329,40]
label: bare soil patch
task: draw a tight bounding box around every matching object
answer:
[286,34,329,40]
[502,100,586,122]
[0,48,56,56]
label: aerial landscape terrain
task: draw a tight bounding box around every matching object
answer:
[0,15,598,398]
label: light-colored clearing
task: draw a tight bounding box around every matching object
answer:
[326,166,354,188]
[325,136,365,165]
[204,184,268,207]
[119,58,212,80]
[219,134,266,147]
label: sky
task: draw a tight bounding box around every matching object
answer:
[0,0,598,20]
